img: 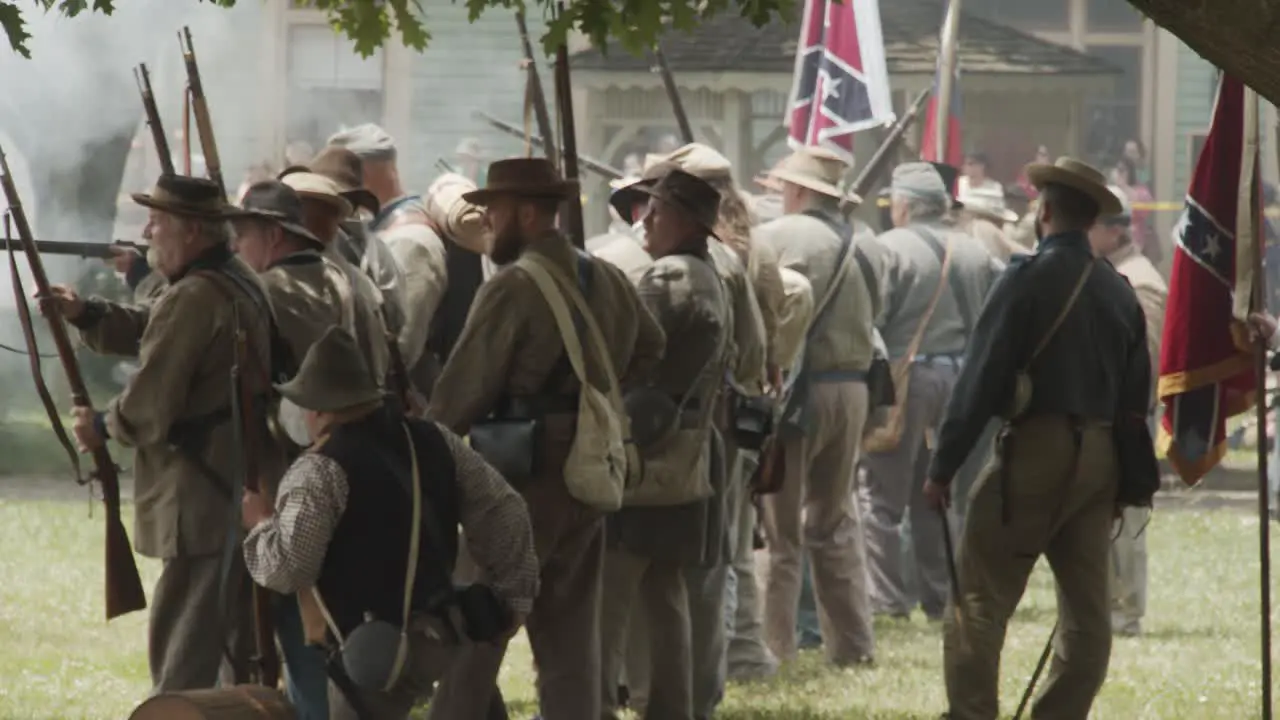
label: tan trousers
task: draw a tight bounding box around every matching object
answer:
[149,552,251,692]
[428,476,603,720]
[945,415,1118,720]
[600,550,693,720]
[762,380,874,665]
[725,450,777,679]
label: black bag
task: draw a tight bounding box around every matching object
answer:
[865,357,895,408]
[732,393,775,450]
[1113,418,1160,508]
[469,253,592,481]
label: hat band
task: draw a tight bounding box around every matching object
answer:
[149,186,225,213]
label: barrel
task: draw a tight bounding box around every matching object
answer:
[128,685,294,720]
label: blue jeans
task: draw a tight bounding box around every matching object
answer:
[275,593,329,720]
[796,555,823,649]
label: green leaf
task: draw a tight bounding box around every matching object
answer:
[0,1,30,57]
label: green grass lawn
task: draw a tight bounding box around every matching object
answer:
[0,496,1274,719]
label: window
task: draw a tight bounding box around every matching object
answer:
[1081,44,1142,166]
[963,0,1070,32]
[1086,0,1144,32]
[285,24,385,153]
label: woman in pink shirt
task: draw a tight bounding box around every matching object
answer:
[1111,156,1160,264]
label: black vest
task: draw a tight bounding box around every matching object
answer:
[312,408,459,638]
[426,239,485,366]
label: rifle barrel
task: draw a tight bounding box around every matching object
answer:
[0,239,142,259]
[516,10,558,164]
[180,26,226,198]
[552,5,584,248]
[135,64,175,175]
[849,89,932,199]
[474,111,623,180]
[0,145,147,621]
[653,45,694,144]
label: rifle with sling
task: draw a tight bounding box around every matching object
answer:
[845,89,931,209]
[551,4,585,249]
[515,9,557,163]
[179,27,227,198]
[652,44,695,144]
[135,63,176,176]
[0,145,147,621]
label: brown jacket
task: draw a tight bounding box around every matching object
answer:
[74,247,284,559]
[429,231,665,437]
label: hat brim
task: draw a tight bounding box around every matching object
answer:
[295,190,354,219]
[1025,164,1122,216]
[340,188,380,216]
[131,192,230,219]
[637,185,722,242]
[609,179,657,220]
[768,168,863,206]
[965,205,1019,224]
[227,209,325,249]
[273,377,384,413]
[462,181,577,206]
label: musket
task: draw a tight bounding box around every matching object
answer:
[435,157,458,175]
[472,111,624,180]
[848,89,932,201]
[228,308,281,688]
[552,7,584,248]
[135,64,175,176]
[0,239,144,259]
[0,145,147,621]
[179,27,226,198]
[515,10,557,163]
[653,44,694,144]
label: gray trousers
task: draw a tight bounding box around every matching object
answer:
[149,552,251,692]
[860,361,958,620]
[1110,507,1149,635]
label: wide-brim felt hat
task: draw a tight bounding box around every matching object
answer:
[958,186,1018,224]
[132,174,232,219]
[608,161,681,220]
[310,147,380,215]
[275,326,383,413]
[225,180,324,248]
[639,169,722,241]
[1025,156,1122,216]
[282,172,356,219]
[461,158,577,205]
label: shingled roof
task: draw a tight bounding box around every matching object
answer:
[572,0,1119,76]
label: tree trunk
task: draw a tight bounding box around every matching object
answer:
[1127,0,1280,104]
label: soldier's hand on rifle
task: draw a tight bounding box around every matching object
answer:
[35,284,85,321]
[106,244,142,275]
[70,406,104,453]
[922,478,951,511]
[241,489,273,529]
[1248,312,1279,349]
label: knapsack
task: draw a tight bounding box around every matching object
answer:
[516,252,637,512]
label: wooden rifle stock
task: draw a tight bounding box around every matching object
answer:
[848,89,932,200]
[134,64,176,176]
[0,145,147,621]
[516,10,558,163]
[228,314,280,688]
[472,111,624,181]
[179,27,226,198]
[552,10,584,249]
[653,45,694,144]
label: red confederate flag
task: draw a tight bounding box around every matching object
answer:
[1159,74,1260,484]
[786,0,894,162]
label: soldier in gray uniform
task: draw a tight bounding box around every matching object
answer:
[861,162,1002,621]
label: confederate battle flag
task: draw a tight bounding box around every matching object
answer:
[1159,73,1260,484]
[786,0,894,162]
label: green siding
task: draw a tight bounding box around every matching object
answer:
[1172,42,1217,194]
[401,1,553,187]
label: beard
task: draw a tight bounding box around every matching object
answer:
[489,221,525,266]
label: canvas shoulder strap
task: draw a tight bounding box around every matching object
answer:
[912,225,974,338]
[1025,260,1095,370]
[799,210,855,339]
[900,235,954,362]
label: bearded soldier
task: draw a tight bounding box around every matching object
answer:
[48,174,282,691]
[426,158,665,719]
[926,157,1148,719]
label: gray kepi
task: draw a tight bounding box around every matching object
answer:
[275,327,414,692]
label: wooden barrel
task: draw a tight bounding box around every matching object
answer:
[128,685,295,720]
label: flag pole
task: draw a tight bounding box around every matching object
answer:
[1244,85,1274,720]
[933,0,963,162]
